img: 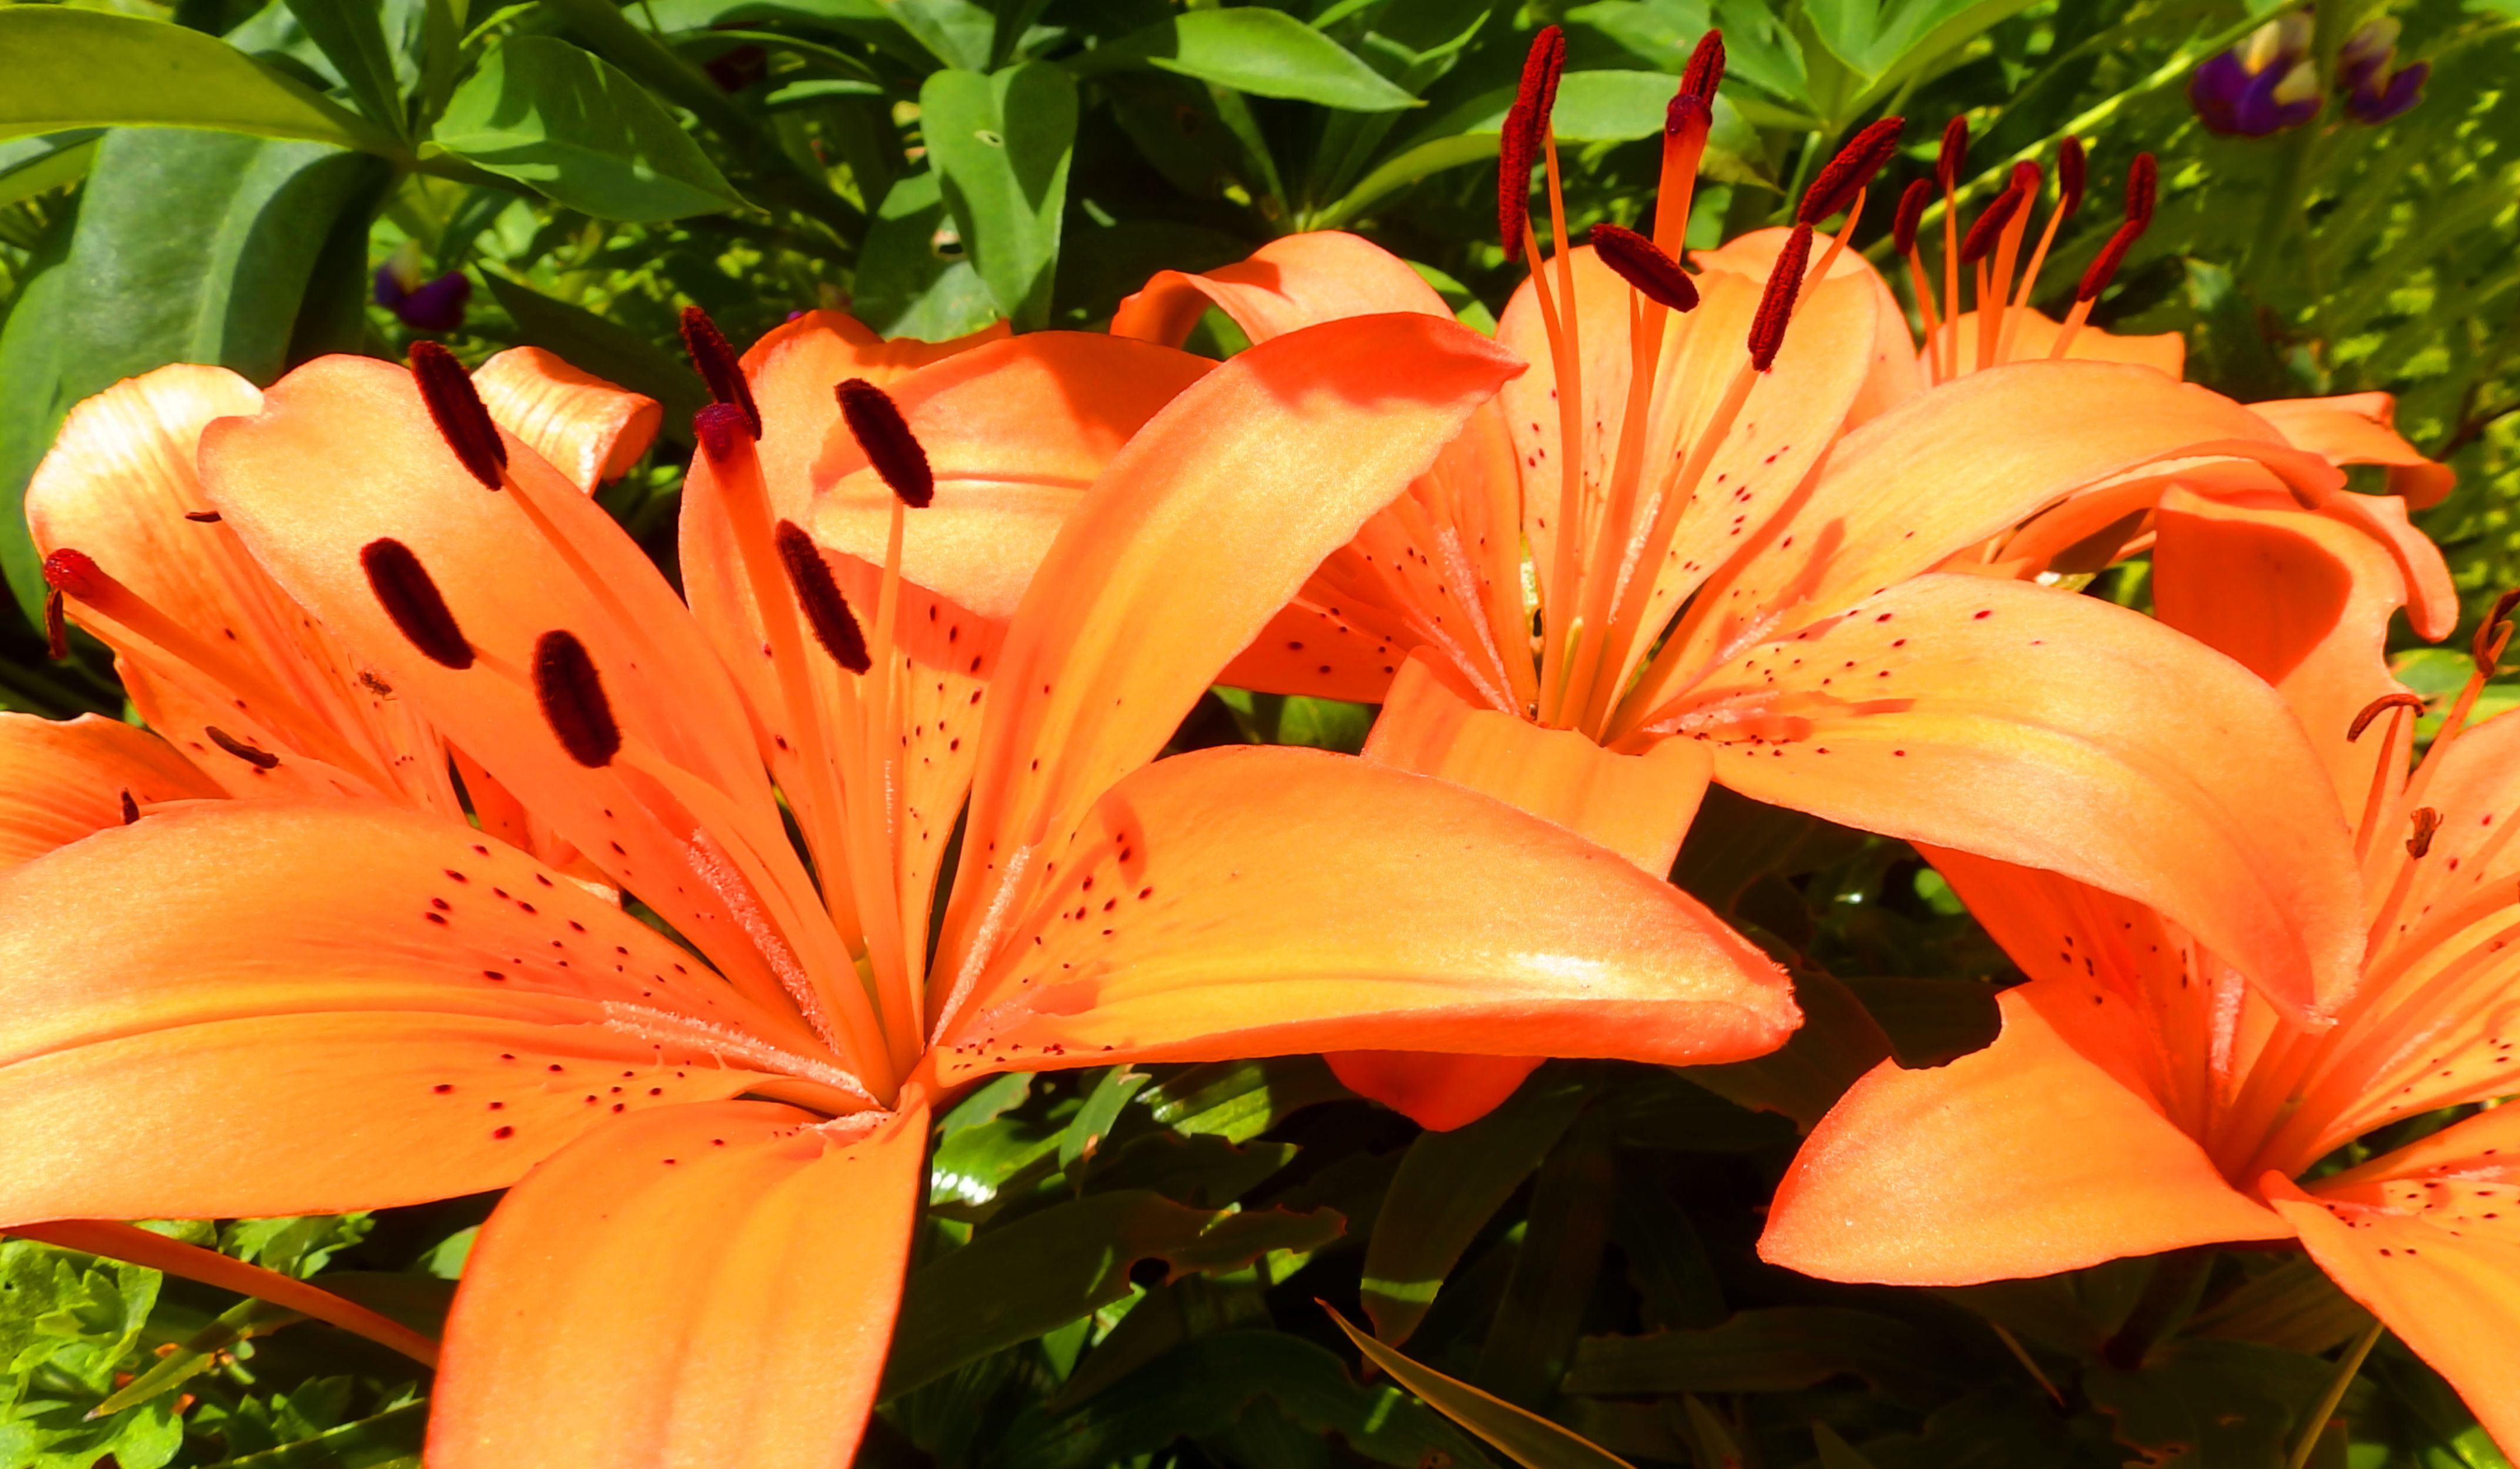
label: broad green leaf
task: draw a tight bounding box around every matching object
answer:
[1137,1057,1352,1143]
[0,7,400,156]
[0,131,102,211]
[1328,1307,1636,1469]
[1360,1069,1589,1344]
[1211,689,1377,752]
[431,35,742,220]
[1408,72,1765,171]
[883,1190,1343,1396]
[1089,1132,1296,1210]
[890,0,993,69]
[1077,10,1420,113]
[477,270,709,430]
[1561,1306,1955,1402]
[853,167,1002,342]
[0,129,387,619]
[921,62,1075,331]
[1606,1156,1724,1330]
[280,0,408,137]
[1473,1112,1614,1407]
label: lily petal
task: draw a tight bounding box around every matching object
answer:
[469,347,661,493]
[1111,231,1450,347]
[430,1099,924,1469]
[1646,574,2364,1022]
[0,713,220,871]
[1931,307,2187,377]
[930,745,1795,1083]
[0,801,817,1224]
[1693,225,1922,425]
[1761,987,2290,1286]
[2251,393,2454,509]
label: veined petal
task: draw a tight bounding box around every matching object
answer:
[1629,361,2343,735]
[430,1099,924,1469]
[2315,490,2459,642]
[2251,393,2454,510]
[947,313,1523,944]
[0,713,220,872]
[2269,1131,2520,1453]
[470,347,661,493]
[802,333,1212,623]
[1641,575,2364,1023]
[26,364,455,808]
[1110,231,1449,347]
[1761,987,2290,1287]
[2153,489,2416,811]
[0,802,825,1224]
[1693,225,1922,425]
[1931,307,2187,378]
[929,746,1794,1084]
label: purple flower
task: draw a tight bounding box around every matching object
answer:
[374,264,473,332]
[2190,13,2321,137]
[2347,59,2429,125]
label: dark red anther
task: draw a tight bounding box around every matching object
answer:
[679,306,761,441]
[694,403,750,466]
[773,520,872,673]
[2124,152,2157,228]
[1958,182,2025,263]
[1665,93,1710,137]
[1936,116,1968,190]
[1679,28,1725,103]
[2407,806,2443,859]
[1523,25,1566,133]
[533,629,621,769]
[2474,588,2520,674]
[2347,691,2426,742]
[43,589,67,660]
[42,548,100,599]
[2009,159,2043,201]
[835,378,934,508]
[184,510,222,524]
[1893,179,1933,256]
[360,538,474,670]
[1746,223,1811,371]
[2075,222,2142,302]
[206,726,280,770]
[118,790,139,825]
[1798,117,1905,226]
[2057,136,2086,217]
[1590,224,1700,313]
[1498,26,1567,261]
[408,341,507,490]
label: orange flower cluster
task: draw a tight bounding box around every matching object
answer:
[0,22,2504,1465]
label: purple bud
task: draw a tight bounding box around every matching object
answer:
[2348,61,2429,125]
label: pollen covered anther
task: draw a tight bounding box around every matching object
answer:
[1798,116,1905,226]
[205,726,280,770]
[1959,183,2025,263]
[407,341,507,490]
[773,519,872,673]
[532,629,622,768]
[2472,588,2520,674]
[2407,806,2443,859]
[41,548,100,600]
[1936,116,1969,190]
[1893,179,1932,255]
[360,538,475,670]
[118,790,138,825]
[835,378,935,508]
[693,403,750,466]
[2347,691,2427,742]
[2125,152,2159,229]
[2057,136,2087,217]
[1747,223,1812,371]
[1679,28,1724,102]
[1590,224,1700,312]
[1497,25,1567,260]
[679,306,761,440]
[2076,223,2142,301]
[42,589,66,660]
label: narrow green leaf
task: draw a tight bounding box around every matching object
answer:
[1077,10,1419,113]
[1326,1306,1636,1469]
[0,8,401,157]
[93,1296,303,1416]
[1359,1069,1587,1345]
[921,62,1075,331]
[212,1398,428,1467]
[1474,1113,1615,1407]
[1137,1057,1352,1143]
[280,0,409,138]
[477,270,709,430]
[432,35,742,220]
[1059,1064,1150,1174]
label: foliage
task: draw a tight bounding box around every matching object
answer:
[2,0,2518,1464]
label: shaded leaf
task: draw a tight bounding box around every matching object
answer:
[853,167,998,342]
[1562,1307,1957,1404]
[1327,1306,1634,1469]
[433,35,741,220]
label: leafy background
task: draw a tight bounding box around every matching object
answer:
[3,0,2519,1463]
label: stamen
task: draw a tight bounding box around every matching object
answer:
[43,588,66,660]
[2406,806,2442,859]
[118,790,139,824]
[407,342,506,490]
[1959,182,2025,264]
[2348,692,2427,740]
[2075,225,2142,302]
[1497,26,1566,260]
[678,306,761,440]
[1589,224,1700,311]
[1679,27,1724,102]
[1894,177,1932,255]
[2057,136,2087,218]
[694,402,750,465]
[773,520,872,673]
[1998,144,2079,366]
[1894,179,1945,383]
[1936,116,1969,190]
[1653,30,1721,254]
[835,379,934,509]
[359,538,475,669]
[1747,223,1812,370]
[184,510,222,524]
[1979,160,2041,368]
[205,726,280,770]
[1798,117,1905,226]
[2472,588,2520,674]
[1935,116,1969,382]
[532,629,622,768]
[2125,152,2158,229]
[42,548,100,599]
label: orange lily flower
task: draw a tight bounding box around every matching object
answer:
[1,310,1799,1468]
[1098,31,2365,1126]
[1761,485,2520,1446]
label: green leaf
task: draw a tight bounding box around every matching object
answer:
[1812,1422,1883,1469]
[280,0,408,138]
[1681,968,1892,1129]
[920,62,1075,331]
[477,270,709,431]
[431,35,742,221]
[1077,10,1420,113]
[93,1296,304,1416]
[1473,1112,1614,1407]
[1359,1068,1589,1345]
[2083,1339,2333,1469]
[212,1399,428,1467]
[883,1190,1345,1397]
[1327,1306,1635,1469]
[0,130,102,210]
[1060,1064,1152,1174]
[0,8,400,157]
[0,128,388,619]
[1136,1057,1353,1143]
[853,167,999,342]
[1561,1306,1956,1403]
